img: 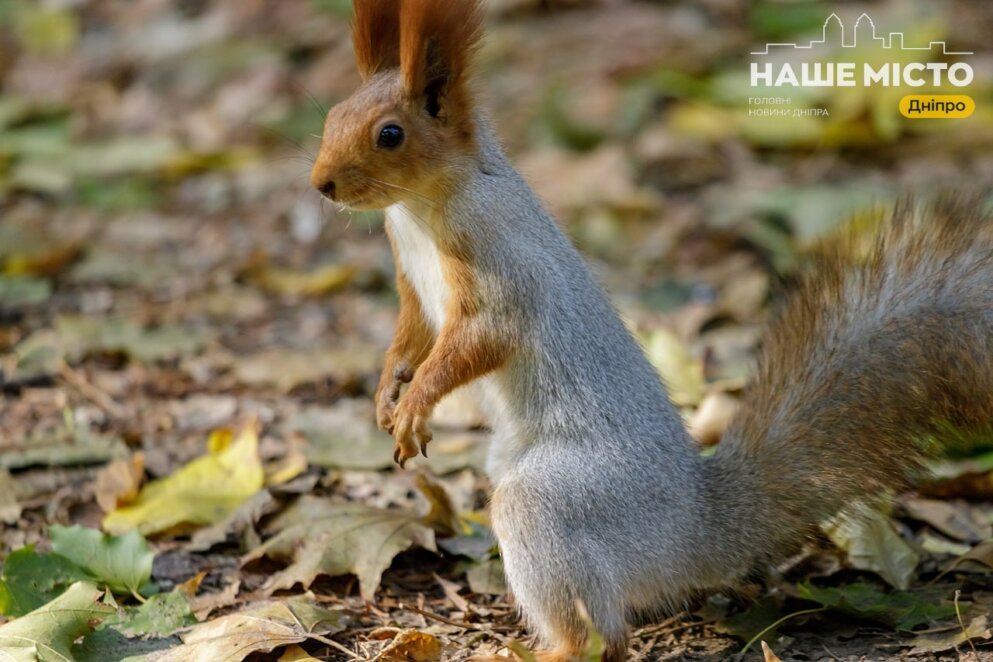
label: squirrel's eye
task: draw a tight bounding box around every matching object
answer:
[377,124,405,149]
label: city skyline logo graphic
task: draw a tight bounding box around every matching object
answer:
[751,12,973,56]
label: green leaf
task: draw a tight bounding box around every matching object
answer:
[50,525,154,598]
[796,582,955,631]
[0,546,90,617]
[100,590,197,638]
[0,581,114,661]
[466,558,507,596]
[0,276,50,307]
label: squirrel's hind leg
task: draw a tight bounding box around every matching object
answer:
[491,480,629,661]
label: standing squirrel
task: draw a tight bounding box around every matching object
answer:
[309,0,993,659]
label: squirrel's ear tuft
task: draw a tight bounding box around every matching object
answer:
[400,0,484,120]
[353,0,401,80]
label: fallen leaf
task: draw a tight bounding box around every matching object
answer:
[253,263,358,297]
[291,402,489,474]
[0,275,51,308]
[688,391,739,446]
[145,593,346,662]
[0,546,91,617]
[189,580,241,621]
[244,497,436,601]
[99,589,197,638]
[265,450,308,487]
[909,614,991,654]
[0,582,114,660]
[796,582,954,631]
[279,644,322,661]
[715,597,786,643]
[0,426,128,471]
[94,453,145,513]
[434,574,470,613]
[0,470,22,525]
[103,420,265,536]
[56,315,212,363]
[291,401,396,470]
[761,641,783,662]
[938,540,993,578]
[417,472,460,537]
[466,558,507,596]
[644,329,705,407]
[4,242,82,278]
[824,508,919,590]
[918,531,972,557]
[235,347,378,393]
[377,630,443,662]
[186,489,278,553]
[50,525,154,598]
[900,497,992,543]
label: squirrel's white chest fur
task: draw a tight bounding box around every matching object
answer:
[385,202,522,479]
[386,203,449,331]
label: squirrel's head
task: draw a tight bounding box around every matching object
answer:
[311,0,483,210]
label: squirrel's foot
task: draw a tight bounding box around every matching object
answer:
[391,398,432,468]
[375,362,413,432]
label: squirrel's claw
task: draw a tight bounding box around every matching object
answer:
[390,399,433,468]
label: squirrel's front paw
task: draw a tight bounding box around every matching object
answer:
[376,384,399,432]
[391,399,433,468]
[375,362,413,432]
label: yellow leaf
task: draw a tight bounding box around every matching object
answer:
[644,329,706,407]
[279,644,322,661]
[255,263,358,298]
[103,420,264,536]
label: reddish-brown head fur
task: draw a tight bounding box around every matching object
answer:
[310,0,484,211]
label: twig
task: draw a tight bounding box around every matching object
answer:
[633,612,691,637]
[409,605,482,631]
[57,360,126,419]
[309,632,364,660]
[955,589,978,657]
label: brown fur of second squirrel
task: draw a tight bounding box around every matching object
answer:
[309,1,993,659]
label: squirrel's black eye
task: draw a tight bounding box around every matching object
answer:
[377,124,405,149]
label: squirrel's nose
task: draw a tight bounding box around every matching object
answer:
[317,179,336,200]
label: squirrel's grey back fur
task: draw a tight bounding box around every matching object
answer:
[434,120,993,658]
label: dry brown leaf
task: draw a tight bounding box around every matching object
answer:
[417,471,460,537]
[243,497,436,601]
[150,593,345,661]
[94,453,145,513]
[901,497,992,542]
[688,392,739,446]
[376,630,443,662]
[909,615,991,654]
[189,580,242,620]
[434,573,470,613]
[761,641,783,662]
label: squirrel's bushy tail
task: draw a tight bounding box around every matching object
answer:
[717,194,993,557]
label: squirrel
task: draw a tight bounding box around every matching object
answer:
[308,0,993,659]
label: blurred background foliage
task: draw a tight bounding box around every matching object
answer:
[1,0,991,472]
